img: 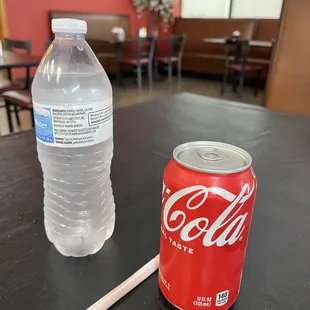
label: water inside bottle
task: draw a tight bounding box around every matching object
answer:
[32,32,115,257]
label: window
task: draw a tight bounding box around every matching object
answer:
[231,0,283,18]
[181,0,283,19]
[181,0,231,18]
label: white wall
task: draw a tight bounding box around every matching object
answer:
[181,0,231,18]
[231,0,283,18]
[181,0,283,19]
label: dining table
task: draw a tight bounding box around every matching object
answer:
[0,50,42,89]
[203,38,274,47]
[203,38,274,65]
[0,93,310,310]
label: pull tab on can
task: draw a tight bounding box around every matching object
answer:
[173,141,252,174]
[197,147,224,161]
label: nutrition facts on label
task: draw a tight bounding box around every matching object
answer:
[193,291,229,307]
[88,106,112,126]
[34,101,113,148]
[216,290,229,307]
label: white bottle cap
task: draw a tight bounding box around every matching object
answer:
[52,18,87,34]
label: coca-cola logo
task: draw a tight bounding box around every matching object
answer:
[162,182,255,247]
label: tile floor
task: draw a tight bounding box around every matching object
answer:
[0,76,264,136]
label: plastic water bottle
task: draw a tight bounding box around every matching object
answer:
[32,19,115,257]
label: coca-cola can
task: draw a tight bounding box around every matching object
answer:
[159,141,257,310]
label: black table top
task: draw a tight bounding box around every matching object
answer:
[96,36,170,45]
[0,51,42,69]
[1,93,310,310]
[202,38,274,47]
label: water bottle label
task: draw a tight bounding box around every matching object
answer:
[33,100,113,147]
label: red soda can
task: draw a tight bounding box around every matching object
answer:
[159,141,257,310]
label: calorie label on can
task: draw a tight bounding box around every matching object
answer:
[159,141,257,310]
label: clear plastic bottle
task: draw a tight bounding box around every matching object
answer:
[32,19,115,257]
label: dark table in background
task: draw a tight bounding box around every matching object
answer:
[203,38,273,66]
[203,38,274,47]
[0,51,42,89]
[0,93,310,310]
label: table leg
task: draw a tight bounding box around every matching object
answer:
[26,67,30,89]
[235,44,242,63]
[232,72,238,92]
[153,62,163,82]
[116,43,122,86]
[5,101,13,133]
[255,70,262,97]
[30,109,35,127]
[14,106,21,127]
[7,68,12,81]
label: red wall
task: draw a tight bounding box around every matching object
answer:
[5,0,181,57]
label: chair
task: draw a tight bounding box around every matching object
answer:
[2,90,33,133]
[1,40,47,133]
[2,39,32,128]
[4,38,31,53]
[221,41,263,98]
[4,38,31,84]
[1,39,31,94]
[154,34,186,85]
[117,37,156,90]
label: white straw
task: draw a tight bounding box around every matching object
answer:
[87,254,159,310]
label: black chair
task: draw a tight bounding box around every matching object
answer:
[4,38,31,53]
[1,40,49,133]
[2,39,31,129]
[4,38,31,85]
[221,41,263,98]
[154,34,186,85]
[2,90,34,133]
[117,37,157,90]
